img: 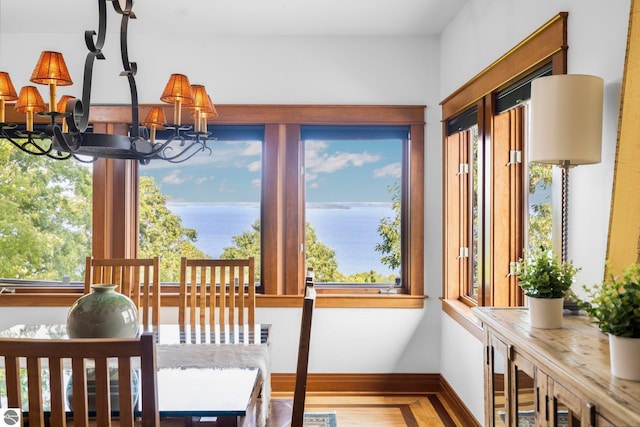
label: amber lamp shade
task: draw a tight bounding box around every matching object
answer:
[56,95,75,132]
[15,86,47,131]
[204,95,219,119]
[143,107,167,142]
[188,85,209,132]
[192,94,218,132]
[30,51,73,113]
[0,71,19,123]
[160,74,193,125]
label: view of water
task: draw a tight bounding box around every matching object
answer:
[167,203,396,276]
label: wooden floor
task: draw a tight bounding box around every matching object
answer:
[268,392,467,427]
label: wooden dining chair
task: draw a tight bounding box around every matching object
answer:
[178,257,256,328]
[291,273,317,427]
[0,332,159,427]
[85,256,161,327]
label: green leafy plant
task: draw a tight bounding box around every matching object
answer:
[515,248,578,298]
[580,264,640,338]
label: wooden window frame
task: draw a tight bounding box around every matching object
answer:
[441,12,568,328]
[3,105,424,301]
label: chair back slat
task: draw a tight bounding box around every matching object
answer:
[26,357,46,426]
[48,358,66,426]
[179,257,256,329]
[5,356,21,413]
[85,256,161,327]
[0,333,158,427]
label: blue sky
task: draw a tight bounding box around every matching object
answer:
[140,138,402,203]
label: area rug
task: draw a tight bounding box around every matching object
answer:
[304,412,338,427]
[498,410,567,427]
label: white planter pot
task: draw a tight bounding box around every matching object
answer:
[609,334,640,381]
[527,296,564,329]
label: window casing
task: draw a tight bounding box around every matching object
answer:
[301,125,407,287]
[0,105,424,302]
[442,12,567,309]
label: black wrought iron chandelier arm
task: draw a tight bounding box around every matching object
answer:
[152,134,214,163]
[115,3,140,138]
[70,0,109,136]
[160,142,213,163]
[0,125,71,160]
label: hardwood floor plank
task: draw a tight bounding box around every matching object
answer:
[269,393,466,426]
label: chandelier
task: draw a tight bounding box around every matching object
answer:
[0,0,217,164]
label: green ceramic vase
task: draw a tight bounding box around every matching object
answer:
[67,284,139,338]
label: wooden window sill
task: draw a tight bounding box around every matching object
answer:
[0,290,426,309]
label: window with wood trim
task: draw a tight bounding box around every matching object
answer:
[442,12,567,308]
[104,105,424,296]
[301,125,406,287]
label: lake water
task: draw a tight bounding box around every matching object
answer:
[167,203,396,276]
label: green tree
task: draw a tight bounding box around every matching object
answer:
[0,144,91,280]
[138,176,207,282]
[528,163,553,253]
[220,219,262,278]
[343,270,395,283]
[375,182,401,271]
[304,222,340,282]
[220,219,340,282]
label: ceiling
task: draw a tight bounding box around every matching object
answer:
[0,0,467,36]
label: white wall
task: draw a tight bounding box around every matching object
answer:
[439,1,631,423]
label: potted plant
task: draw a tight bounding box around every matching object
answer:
[515,248,578,329]
[581,263,640,381]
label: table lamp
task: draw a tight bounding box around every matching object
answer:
[529,74,604,262]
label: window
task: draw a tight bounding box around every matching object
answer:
[138,125,263,283]
[442,12,567,311]
[84,106,423,300]
[1,105,424,307]
[301,125,406,286]
[0,125,92,285]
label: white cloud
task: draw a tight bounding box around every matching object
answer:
[373,162,401,178]
[247,160,261,172]
[251,178,261,188]
[217,180,235,193]
[195,176,214,184]
[162,170,188,184]
[304,139,381,174]
[241,141,262,156]
[310,151,381,173]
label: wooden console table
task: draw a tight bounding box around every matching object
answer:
[473,307,640,427]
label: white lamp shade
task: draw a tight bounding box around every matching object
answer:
[529,74,604,165]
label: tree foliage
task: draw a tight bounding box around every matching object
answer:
[528,163,553,253]
[220,219,341,282]
[0,144,91,280]
[375,182,401,271]
[304,222,340,282]
[138,176,207,282]
[220,219,262,278]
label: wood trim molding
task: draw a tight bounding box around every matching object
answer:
[271,373,440,394]
[441,12,568,120]
[6,104,426,126]
[0,291,425,309]
[272,373,481,427]
[440,376,482,427]
[408,123,425,296]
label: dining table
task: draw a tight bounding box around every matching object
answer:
[0,323,272,427]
